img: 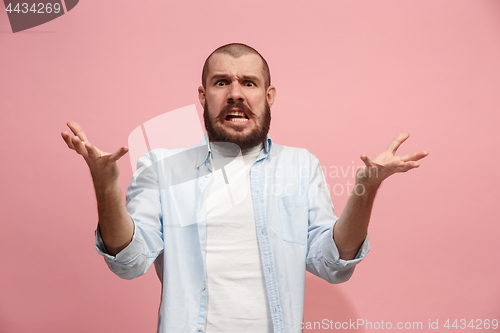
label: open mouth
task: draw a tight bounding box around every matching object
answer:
[225,110,250,123]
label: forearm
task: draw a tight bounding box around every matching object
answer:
[333,182,378,260]
[94,181,134,256]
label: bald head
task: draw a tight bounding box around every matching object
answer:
[202,43,271,89]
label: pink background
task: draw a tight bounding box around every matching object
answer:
[1,0,499,332]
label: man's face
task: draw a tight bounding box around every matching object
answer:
[198,53,276,151]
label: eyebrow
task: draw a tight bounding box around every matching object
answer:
[240,75,260,82]
[210,73,261,83]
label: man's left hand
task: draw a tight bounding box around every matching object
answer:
[356,132,428,189]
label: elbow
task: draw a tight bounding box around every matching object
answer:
[326,267,356,284]
[105,258,149,280]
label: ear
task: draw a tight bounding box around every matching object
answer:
[266,85,277,108]
[198,86,206,106]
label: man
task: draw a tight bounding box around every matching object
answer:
[61,43,428,333]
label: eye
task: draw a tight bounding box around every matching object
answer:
[244,81,255,87]
[215,80,228,86]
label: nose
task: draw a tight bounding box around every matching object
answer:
[227,81,244,103]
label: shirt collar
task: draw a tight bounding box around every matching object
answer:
[196,132,273,168]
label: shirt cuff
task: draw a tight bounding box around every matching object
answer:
[94,215,144,265]
[320,226,370,270]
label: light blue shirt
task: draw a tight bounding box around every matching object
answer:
[95,134,370,333]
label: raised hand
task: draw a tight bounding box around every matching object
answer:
[62,121,134,254]
[356,132,428,188]
[61,121,129,186]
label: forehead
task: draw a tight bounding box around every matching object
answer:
[207,53,265,81]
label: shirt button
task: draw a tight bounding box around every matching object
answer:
[198,326,203,331]
[201,285,205,291]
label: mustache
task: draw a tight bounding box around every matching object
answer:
[216,102,254,121]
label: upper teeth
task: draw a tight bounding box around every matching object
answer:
[227,111,246,117]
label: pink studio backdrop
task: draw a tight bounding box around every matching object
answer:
[1,0,499,332]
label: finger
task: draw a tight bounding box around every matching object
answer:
[387,132,410,154]
[84,142,102,161]
[398,161,420,173]
[386,159,406,170]
[109,146,129,162]
[71,136,89,158]
[360,154,376,168]
[400,150,429,162]
[67,121,89,143]
[61,131,75,150]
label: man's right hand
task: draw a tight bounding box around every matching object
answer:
[61,121,129,187]
[61,121,134,256]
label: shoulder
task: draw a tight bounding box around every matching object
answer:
[135,142,207,168]
[270,142,320,165]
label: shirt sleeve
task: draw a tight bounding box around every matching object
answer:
[94,152,164,280]
[305,154,370,284]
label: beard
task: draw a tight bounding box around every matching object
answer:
[203,101,271,152]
